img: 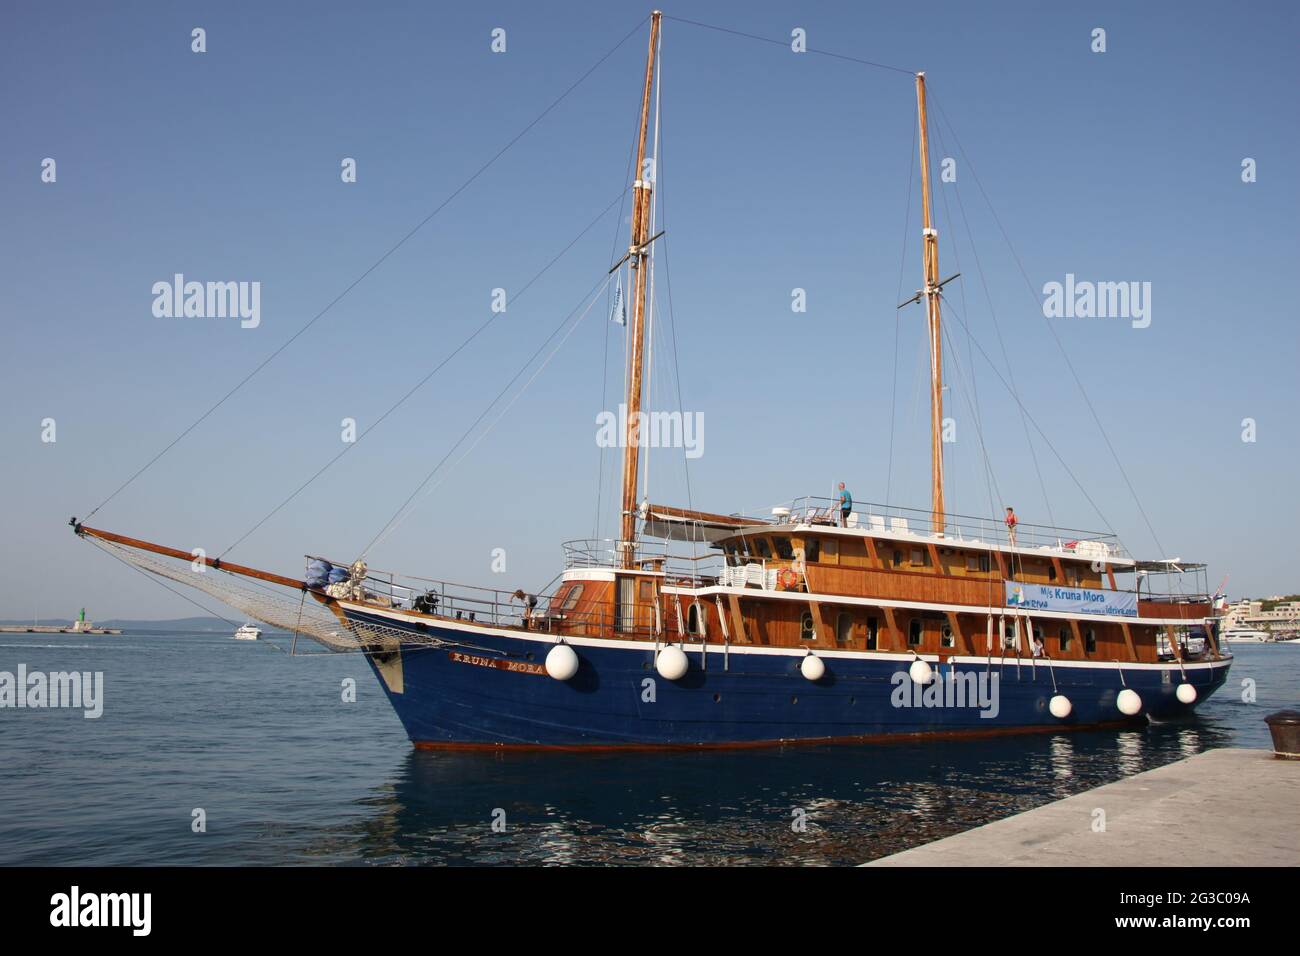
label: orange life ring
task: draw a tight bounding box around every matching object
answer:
[778,568,800,590]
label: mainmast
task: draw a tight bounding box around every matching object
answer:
[618,10,662,568]
[915,72,945,536]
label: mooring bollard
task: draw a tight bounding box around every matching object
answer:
[1264,710,1300,760]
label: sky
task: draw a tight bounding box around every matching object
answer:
[2,0,1297,620]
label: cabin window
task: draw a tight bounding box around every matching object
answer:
[965,554,980,572]
[805,538,821,563]
[752,537,772,559]
[908,619,923,647]
[774,536,794,560]
[562,584,584,611]
[1066,565,1080,586]
[940,623,955,648]
[735,539,750,559]
[1084,628,1097,654]
[836,612,853,647]
[687,603,704,636]
[821,539,836,559]
[800,611,816,641]
[1059,625,1073,652]
[866,617,879,651]
[1048,563,1058,582]
[892,549,904,568]
[723,542,740,566]
[910,548,929,567]
[639,580,652,601]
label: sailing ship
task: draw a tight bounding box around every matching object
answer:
[71,11,1230,748]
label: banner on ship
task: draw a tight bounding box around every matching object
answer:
[1004,582,1137,618]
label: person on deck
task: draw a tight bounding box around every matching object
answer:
[1031,634,1045,658]
[838,482,853,527]
[1005,506,1018,547]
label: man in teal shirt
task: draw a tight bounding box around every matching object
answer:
[838,482,852,526]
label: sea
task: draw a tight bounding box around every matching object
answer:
[0,634,1294,866]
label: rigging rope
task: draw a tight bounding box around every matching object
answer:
[217,189,626,560]
[361,272,615,556]
[81,13,652,525]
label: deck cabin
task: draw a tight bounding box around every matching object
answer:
[542,497,1217,666]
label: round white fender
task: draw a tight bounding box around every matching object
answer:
[1176,682,1197,704]
[1049,694,1073,719]
[800,654,825,682]
[544,643,579,681]
[1116,687,1143,716]
[656,645,689,681]
[908,658,933,685]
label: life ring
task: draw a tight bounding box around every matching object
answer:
[778,567,800,590]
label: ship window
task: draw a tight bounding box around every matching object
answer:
[910,548,927,567]
[908,619,923,647]
[866,617,879,651]
[822,538,836,559]
[800,611,816,641]
[562,584,584,611]
[892,550,904,567]
[940,623,955,648]
[774,536,794,559]
[1084,628,1097,653]
[1059,625,1073,652]
[1048,563,1058,581]
[687,603,704,635]
[1066,565,1081,586]
[965,554,980,572]
[752,537,772,559]
[639,580,652,601]
[805,538,821,563]
[836,612,853,647]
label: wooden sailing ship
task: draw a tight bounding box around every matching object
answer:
[73,11,1230,748]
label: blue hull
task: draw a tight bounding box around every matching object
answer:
[347,610,1232,748]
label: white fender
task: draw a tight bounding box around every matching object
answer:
[1049,694,1073,719]
[800,654,825,682]
[656,645,689,681]
[1176,682,1197,704]
[908,658,933,685]
[544,643,579,681]
[1117,687,1143,716]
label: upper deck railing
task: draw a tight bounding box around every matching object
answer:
[733,495,1130,561]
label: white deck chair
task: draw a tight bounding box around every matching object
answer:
[868,514,886,532]
[890,517,910,534]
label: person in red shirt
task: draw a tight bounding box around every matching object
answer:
[1005,506,1018,547]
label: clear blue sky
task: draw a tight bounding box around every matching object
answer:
[2,0,1297,620]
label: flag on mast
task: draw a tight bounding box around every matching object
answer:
[611,272,626,325]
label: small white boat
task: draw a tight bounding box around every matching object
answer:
[1222,628,1271,644]
[233,623,262,641]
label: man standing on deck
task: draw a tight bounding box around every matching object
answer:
[1005,506,1018,547]
[838,482,853,527]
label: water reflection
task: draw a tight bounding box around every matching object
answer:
[316,719,1237,866]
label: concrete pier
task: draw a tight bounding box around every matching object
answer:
[867,748,1299,866]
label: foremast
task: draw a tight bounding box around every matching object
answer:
[617,10,662,568]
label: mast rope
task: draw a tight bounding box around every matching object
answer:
[79,13,651,525]
[928,87,1162,561]
[885,116,917,507]
[216,189,626,560]
[362,272,615,556]
[661,14,917,77]
[928,109,1056,529]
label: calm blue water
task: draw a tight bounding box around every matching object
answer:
[0,634,1294,865]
